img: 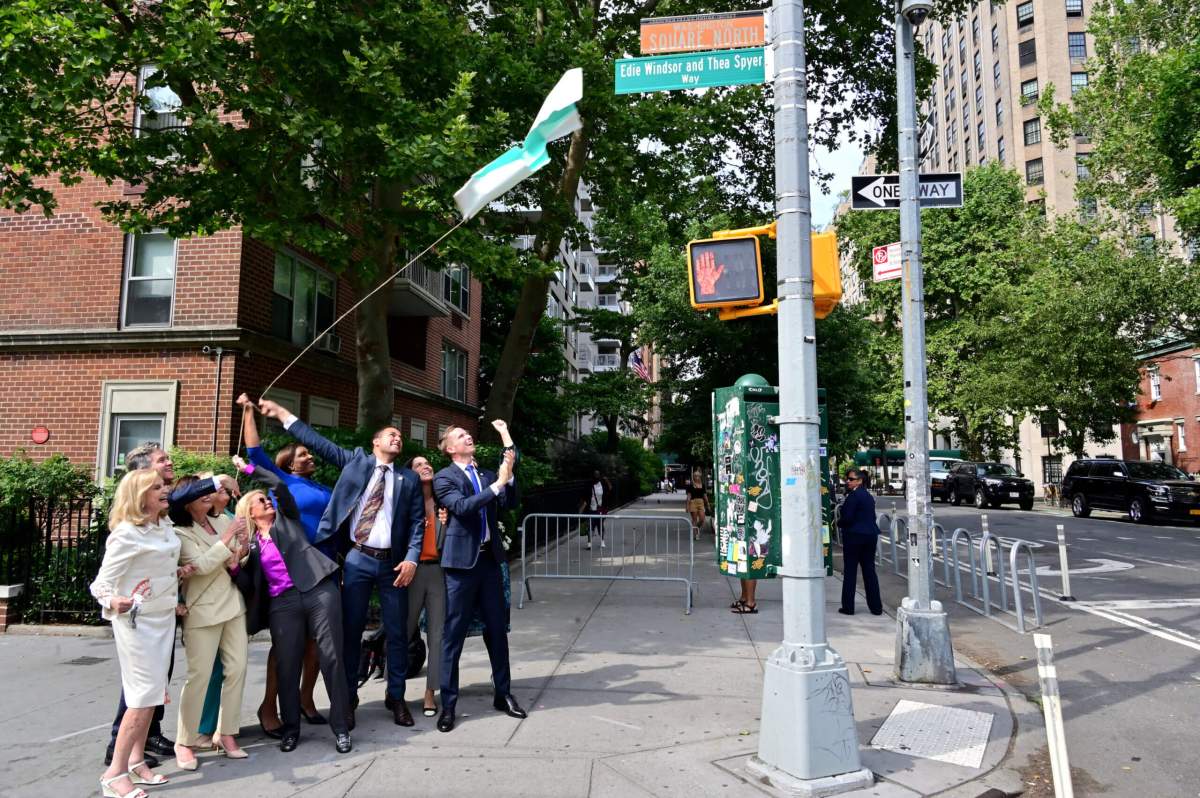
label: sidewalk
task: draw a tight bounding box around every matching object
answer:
[3,494,1044,797]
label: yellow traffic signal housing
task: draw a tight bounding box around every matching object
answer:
[687,235,765,310]
[687,224,842,320]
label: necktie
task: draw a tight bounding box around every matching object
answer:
[467,465,489,543]
[353,465,388,545]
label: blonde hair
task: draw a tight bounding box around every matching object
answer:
[235,489,268,532]
[439,426,463,454]
[108,469,166,531]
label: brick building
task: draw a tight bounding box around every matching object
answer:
[1121,340,1200,473]
[0,173,483,477]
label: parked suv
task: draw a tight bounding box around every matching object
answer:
[1060,458,1199,523]
[930,456,962,502]
[947,461,1035,510]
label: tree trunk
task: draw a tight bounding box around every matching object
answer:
[605,413,619,452]
[482,127,590,440]
[354,272,394,432]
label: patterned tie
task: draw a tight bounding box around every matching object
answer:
[353,465,389,545]
[467,464,489,543]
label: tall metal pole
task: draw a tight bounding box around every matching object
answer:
[893,3,957,685]
[747,0,873,792]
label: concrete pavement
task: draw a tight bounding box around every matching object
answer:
[0,494,1045,797]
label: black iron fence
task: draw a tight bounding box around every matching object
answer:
[0,496,107,625]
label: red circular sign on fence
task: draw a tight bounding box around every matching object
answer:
[30,426,50,444]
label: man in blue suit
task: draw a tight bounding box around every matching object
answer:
[433,420,523,732]
[837,468,884,616]
[258,398,425,728]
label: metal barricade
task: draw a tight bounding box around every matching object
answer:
[517,513,695,614]
[1009,540,1045,634]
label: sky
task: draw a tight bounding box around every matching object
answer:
[808,101,872,230]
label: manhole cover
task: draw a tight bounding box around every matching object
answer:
[64,656,109,666]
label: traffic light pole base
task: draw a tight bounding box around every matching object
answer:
[894,599,957,685]
[750,643,874,795]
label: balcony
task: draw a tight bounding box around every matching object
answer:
[391,260,449,317]
[596,264,619,283]
[594,352,621,372]
[578,265,597,293]
[576,346,594,373]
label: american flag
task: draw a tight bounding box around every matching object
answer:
[629,350,651,381]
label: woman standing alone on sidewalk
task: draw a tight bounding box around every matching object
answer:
[686,469,709,541]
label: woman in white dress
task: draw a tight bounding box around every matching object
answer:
[91,468,191,798]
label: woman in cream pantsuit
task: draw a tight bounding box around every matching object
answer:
[91,469,187,798]
[170,475,250,768]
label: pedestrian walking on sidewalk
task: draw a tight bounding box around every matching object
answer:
[581,470,611,549]
[686,470,709,540]
[837,469,883,616]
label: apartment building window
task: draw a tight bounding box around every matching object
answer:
[1149,367,1162,401]
[1029,197,1046,215]
[963,104,970,133]
[1065,0,1083,17]
[942,30,951,55]
[1071,72,1089,94]
[995,99,1004,126]
[1026,158,1044,185]
[122,232,176,327]
[944,90,954,120]
[977,121,986,151]
[993,60,1001,88]
[1138,201,1154,217]
[1079,196,1097,219]
[1136,233,1156,252]
[973,86,982,114]
[1016,2,1034,28]
[965,138,972,163]
[1023,117,1042,145]
[134,65,184,135]
[998,136,1006,163]
[441,343,468,402]
[1068,32,1087,61]
[98,380,179,478]
[971,16,980,45]
[1018,39,1037,66]
[1075,155,1090,180]
[409,419,428,447]
[951,150,959,170]
[273,251,335,347]
[1020,78,1039,105]
[991,24,999,51]
[308,397,340,428]
[959,37,966,65]
[1193,357,1200,394]
[443,264,471,316]
[961,69,968,99]
[943,63,952,84]
[1178,420,1189,452]
[973,50,982,80]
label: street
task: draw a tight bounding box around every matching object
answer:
[856,498,1200,797]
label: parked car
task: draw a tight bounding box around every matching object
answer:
[930,456,963,502]
[946,461,1035,510]
[1060,458,1200,524]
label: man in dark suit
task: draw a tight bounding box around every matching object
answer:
[258,399,425,727]
[433,421,524,732]
[837,468,884,616]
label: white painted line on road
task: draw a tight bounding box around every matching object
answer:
[1077,537,1097,542]
[1117,555,1200,573]
[47,722,109,743]
[1077,598,1200,611]
[1154,536,1171,540]
[1116,536,1136,541]
[590,715,643,731]
[1036,558,1134,577]
[1070,605,1200,653]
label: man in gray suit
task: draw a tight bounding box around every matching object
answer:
[258,399,425,728]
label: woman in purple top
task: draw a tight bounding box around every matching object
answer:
[231,456,352,755]
[238,395,332,735]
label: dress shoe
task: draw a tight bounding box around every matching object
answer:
[279,733,300,753]
[493,694,527,719]
[385,695,414,727]
[334,733,352,754]
[257,707,282,740]
[143,734,176,758]
[105,746,158,769]
[837,607,855,615]
[436,708,455,733]
[301,708,328,725]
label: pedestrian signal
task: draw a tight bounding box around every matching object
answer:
[687,235,764,309]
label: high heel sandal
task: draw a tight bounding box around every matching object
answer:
[215,738,249,759]
[100,773,148,798]
[173,744,199,772]
[128,762,169,784]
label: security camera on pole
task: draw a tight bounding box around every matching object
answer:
[893,0,957,684]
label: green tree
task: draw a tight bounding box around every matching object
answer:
[563,307,650,452]
[0,0,509,430]
[1040,0,1200,241]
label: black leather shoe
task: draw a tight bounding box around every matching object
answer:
[258,707,283,740]
[436,708,455,733]
[280,734,299,753]
[837,608,855,615]
[385,695,414,727]
[301,708,328,725]
[334,733,352,754]
[493,694,527,719]
[105,746,158,768]
[143,734,176,757]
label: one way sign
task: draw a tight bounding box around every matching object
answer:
[850,172,963,210]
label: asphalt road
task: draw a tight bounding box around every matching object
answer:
[846,497,1200,797]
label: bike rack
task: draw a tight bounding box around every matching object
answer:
[889,516,906,575]
[1009,539,1045,634]
[948,527,980,602]
[875,513,892,569]
[978,527,1010,615]
[931,523,948,588]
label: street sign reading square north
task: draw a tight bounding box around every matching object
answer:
[850,173,963,210]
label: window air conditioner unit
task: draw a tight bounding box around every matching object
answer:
[316,333,342,354]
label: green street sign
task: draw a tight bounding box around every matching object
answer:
[614,47,767,94]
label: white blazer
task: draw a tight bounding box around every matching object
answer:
[90,518,181,621]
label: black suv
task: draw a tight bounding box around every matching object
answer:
[946,462,1035,510]
[1060,458,1199,524]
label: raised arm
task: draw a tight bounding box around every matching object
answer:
[178,524,238,576]
[434,470,497,518]
[234,456,301,522]
[258,398,354,469]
